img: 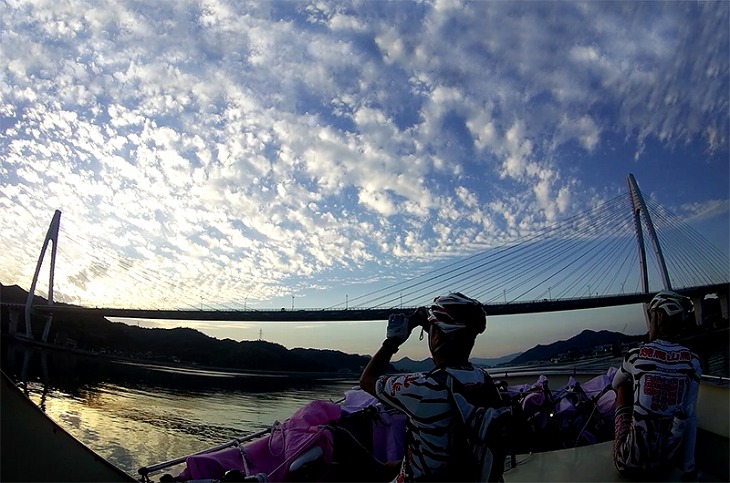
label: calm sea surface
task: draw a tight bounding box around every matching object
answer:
[2,338,727,478]
[1,340,358,477]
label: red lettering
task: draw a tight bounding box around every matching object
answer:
[640,346,694,364]
[643,375,685,411]
[643,375,657,396]
[639,347,653,358]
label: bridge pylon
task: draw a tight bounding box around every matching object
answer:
[24,210,61,342]
[627,174,672,293]
[626,174,719,328]
[627,174,674,329]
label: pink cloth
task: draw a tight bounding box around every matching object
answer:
[180,446,244,481]
[178,400,341,481]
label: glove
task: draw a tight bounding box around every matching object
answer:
[384,308,429,350]
[386,313,411,344]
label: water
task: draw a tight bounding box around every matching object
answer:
[1,340,358,477]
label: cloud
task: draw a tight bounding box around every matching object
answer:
[0,1,726,310]
[679,200,730,223]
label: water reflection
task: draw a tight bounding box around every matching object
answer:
[1,340,357,477]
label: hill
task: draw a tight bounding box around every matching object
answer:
[391,356,435,372]
[509,329,643,365]
[393,352,523,372]
[0,283,381,375]
[471,352,523,367]
[1,283,37,304]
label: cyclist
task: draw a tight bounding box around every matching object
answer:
[612,291,702,480]
[359,293,508,482]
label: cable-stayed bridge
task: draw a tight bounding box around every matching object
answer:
[3,175,728,342]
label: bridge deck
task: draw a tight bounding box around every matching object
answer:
[6,284,726,321]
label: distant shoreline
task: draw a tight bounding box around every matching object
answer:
[3,335,361,381]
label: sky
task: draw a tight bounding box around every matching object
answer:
[1,1,728,360]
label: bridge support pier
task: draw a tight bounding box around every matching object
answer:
[41,314,53,343]
[719,292,728,321]
[691,290,729,328]
[691,295,704,326]
[8,309,20,336]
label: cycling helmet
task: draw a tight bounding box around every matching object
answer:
[427,292,487,335]
[648,291,694,320]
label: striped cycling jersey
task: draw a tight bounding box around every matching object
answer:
[375,365,494,481]
[611,339,702,473]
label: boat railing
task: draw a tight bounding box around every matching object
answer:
[701,373,729,386]
[137,427,272,481]
[487,368,606,379]
[487,369,728,386]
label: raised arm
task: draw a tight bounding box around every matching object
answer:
[360,309,427,396]
[359,341,400,396]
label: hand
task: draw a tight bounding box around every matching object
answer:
[386,313,413,344]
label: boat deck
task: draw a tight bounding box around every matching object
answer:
[504,379,729,482]
[505,430,728,482]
